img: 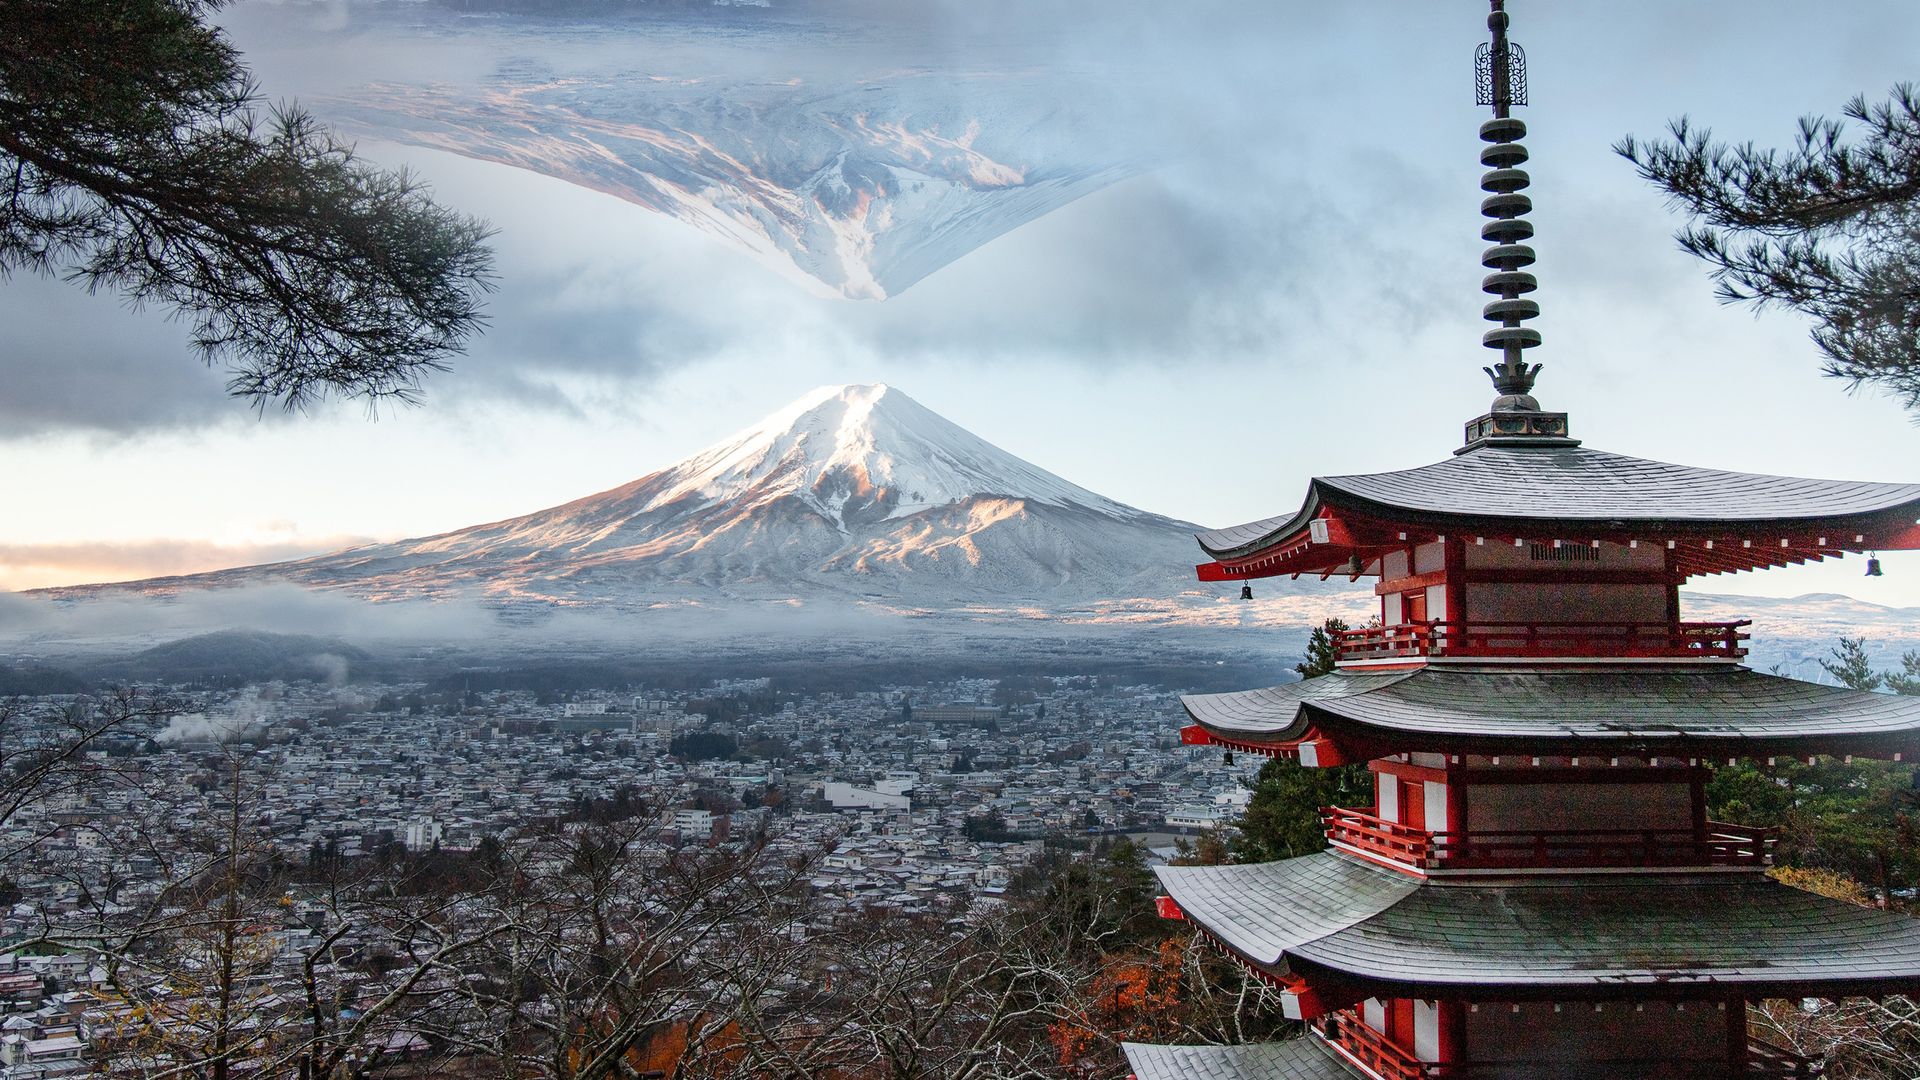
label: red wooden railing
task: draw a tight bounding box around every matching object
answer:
[1319,1013,1432,1080]
[1319,1022,1813,1079]
[1334,620,1750,662]
[1315,1005,1814,1078]
[1323,807,1775,871]
[1323,805,1435,865]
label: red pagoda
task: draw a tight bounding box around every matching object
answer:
[1123,5,1920,1079]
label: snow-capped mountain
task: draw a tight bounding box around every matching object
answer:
[99,385,1224,613]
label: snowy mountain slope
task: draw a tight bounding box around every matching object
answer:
[70,386,1236,613]
[29,385,1912,657]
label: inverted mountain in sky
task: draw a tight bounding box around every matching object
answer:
[330,72,1134,299]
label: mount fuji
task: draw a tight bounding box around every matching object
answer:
[76,385,1287,623]
[29,387,1912,667]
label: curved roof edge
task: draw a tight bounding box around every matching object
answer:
[1122,1039,1359,1080]
[1160,858,1920,1000]
[1182,667,1920,758]
[1196,445,1920,563]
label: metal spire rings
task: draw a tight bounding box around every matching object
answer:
[1478,1,1539,411]
[1459,1,1573,450]
[1480,112,1541,408]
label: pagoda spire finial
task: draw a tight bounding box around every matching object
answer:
[1462,0,1575,451]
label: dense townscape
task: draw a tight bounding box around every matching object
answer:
[0,674,1258,1077]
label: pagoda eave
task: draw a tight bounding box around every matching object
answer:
[1122,1038,1356,1080]
[1180,667,1920,763]
[1195,445,1920,580]
[1159,855,1920,1006]
[1284,952,1920,1005]
[1198,504,1920,583]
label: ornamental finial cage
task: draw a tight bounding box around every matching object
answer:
[1474,40,1527,112]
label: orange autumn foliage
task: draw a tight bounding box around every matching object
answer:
[625,1017,746,1077]
[1050,938,1190,1072]
[550,1014,746,1078]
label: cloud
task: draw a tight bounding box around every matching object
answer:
[0,277,252,437]
[0,537,381,592]
[12,0,1914,440]
[0,584,502,646]
[0,1,1420,435]
[0,577,1282,656]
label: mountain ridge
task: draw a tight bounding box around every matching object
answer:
[46,385,1224,613]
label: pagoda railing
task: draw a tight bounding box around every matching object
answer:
[1318,1015,1815,1079]
[1323,805,1434,864]
[1318,1013,1432,1080]
[1323,806,1775,871]
[1334,620,1750,662]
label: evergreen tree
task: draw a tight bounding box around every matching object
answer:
[1887,651,1920,697]
[1229,757,1373,864]
[1822,636,1884,691]
[1619,87,1920,411]
[0,0,494,408]
[1295,617,1349,679]
[1711,637,1920,901]
[1229,617,1371,863]
[1168,829,1231,866]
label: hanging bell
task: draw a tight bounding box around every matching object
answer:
[1345,554,1365,579]
[1240,584,1254,600]
[1866,554,1884,577]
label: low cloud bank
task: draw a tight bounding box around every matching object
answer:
[0,537,379,592]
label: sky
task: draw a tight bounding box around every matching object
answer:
[4,0,1920,607]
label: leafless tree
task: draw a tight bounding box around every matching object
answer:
[1753,996,1920,1080]
[421,820,813,1080]
[49,752,505,1080]
[0,689,172,867]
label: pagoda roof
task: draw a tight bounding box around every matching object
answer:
[1158,853,1920,999]
[1123,1039,1357,1080]
[1198,444,1920,563]
[1155,855,1419,964]
[1182,666,1920,758]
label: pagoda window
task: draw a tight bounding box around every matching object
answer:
[1459,539,1669,628]
[1464,579,1665,625]
[1403,589,1429,623]
[1373,760,1447,815]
